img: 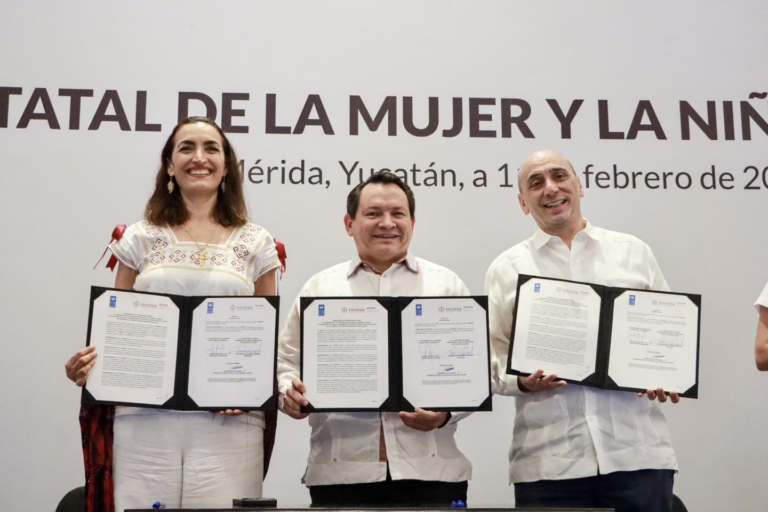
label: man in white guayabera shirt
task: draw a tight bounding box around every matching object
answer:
[485,150,680,512]
[277,171,472,506]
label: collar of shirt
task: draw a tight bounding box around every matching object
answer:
[346,252,420,277]
[532,218,601,251]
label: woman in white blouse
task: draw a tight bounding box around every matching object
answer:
[65,117,281,511]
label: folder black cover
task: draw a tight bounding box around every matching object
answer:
[82,286,279,411]
[299,296,493,413]
[506,275,701,399]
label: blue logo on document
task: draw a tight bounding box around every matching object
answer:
[629,295,636,306]
[319,304,325,316]
[534,283,541,293]
[207,302,214,314]
[416,304,422,316]
[109,296,117,308]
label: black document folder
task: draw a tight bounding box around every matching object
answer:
[82,286,279,411]
[506,275,700,398]
[300,296,492,413]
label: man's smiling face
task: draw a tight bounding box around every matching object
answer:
[518,150,584,236]
[344,183,415,272]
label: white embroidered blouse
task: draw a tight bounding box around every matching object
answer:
[107,220,281,421]
[109,220,281,297]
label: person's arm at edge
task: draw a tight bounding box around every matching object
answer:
[756,306,768,371]
[254,268,278,296]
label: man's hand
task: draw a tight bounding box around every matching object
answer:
[518,369,568,393]
[398,407,449,432]
[283,378,310,419]
[637,388,680,404]
[65,346,98,387]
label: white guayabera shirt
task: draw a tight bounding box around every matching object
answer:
[485,222,678,484]
[277,253,473,486]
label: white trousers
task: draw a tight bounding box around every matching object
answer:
[113,412,264,512]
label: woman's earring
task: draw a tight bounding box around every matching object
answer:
[220,176,226,193]
[167,176,175,194]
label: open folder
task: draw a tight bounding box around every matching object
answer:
[82,286,279,411]
[506,275,701,398]
[300,296,492,413]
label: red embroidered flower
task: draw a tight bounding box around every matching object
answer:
[150,252,165,265]
[211,253,227,266]
[169,250,186,262]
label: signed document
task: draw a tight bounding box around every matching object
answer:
[83,287,279,410]
[187,297,277,409]
[301,298,391,411]
[300,296,492,412]
[86,290,179,406]
[510,279,602,381]
[507,275,700,398]
[400,297,491,409]
[607,291,699,394]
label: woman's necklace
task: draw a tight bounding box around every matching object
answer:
[184,224,216,268]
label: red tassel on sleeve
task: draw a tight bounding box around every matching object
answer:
[275,238,287,276]
[93,225,127,271]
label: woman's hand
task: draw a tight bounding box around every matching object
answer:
[218,409,245,416]
[65,346,97,386]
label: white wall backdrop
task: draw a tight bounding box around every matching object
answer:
[2,2,767,510]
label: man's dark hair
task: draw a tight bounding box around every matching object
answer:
[346,171,416,218]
